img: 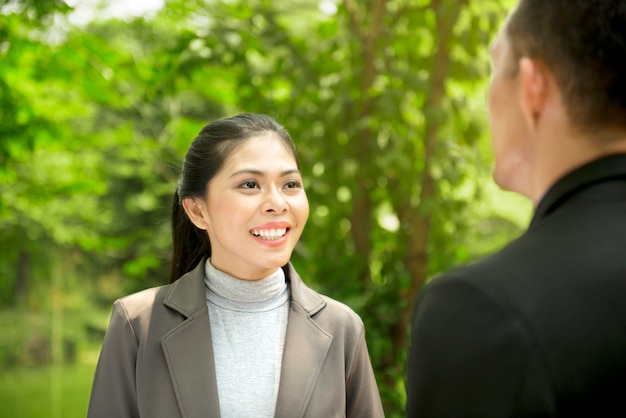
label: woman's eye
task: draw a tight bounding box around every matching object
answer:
[240,181,258,189]
[285,180,302,189]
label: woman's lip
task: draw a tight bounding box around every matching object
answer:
[249,222,292,246]
[251,221,291,230]
[251,229,290,246]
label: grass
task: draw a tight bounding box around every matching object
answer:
[0,306,108,418]
[0,362,96,418]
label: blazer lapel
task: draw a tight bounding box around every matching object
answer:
[161,260,221,418]
[274,265,332,418]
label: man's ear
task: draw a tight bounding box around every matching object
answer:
[519,57,548,130]
[182,197,210,230]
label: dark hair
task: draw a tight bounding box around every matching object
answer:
[169,113,298,283]
[506,0,626,134]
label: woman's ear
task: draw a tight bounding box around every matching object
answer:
[182,197,210,230]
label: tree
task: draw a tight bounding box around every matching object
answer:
[1,0,527,415]
[0,0,75,305]
[159,0,515,412]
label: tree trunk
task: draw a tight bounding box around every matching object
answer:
[15,250,29,305]
[392,0,466,361]
[345,0,388,280]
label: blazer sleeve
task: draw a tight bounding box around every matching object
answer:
[87,300,141,418]
[406,276,555,417]
[346,323,385,418]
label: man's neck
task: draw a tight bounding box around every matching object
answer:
[530,129,626,206]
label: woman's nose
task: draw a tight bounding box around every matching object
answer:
[263,188,288,214]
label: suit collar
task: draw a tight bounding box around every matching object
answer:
[276,263,332,417]
[161,258,331,418]
[163,260,208,317]
[161,260,221,418]
[530,153,626,229]
[163,259,327,317]
[282,262,326,315]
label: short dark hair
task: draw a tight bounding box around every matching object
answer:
[169,113,298,283]
[507,0,626,134]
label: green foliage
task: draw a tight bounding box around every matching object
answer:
[0,0,531,416]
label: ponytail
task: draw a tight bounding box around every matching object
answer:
[169,190,211,283]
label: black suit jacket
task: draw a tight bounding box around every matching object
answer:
[407,154,626,417]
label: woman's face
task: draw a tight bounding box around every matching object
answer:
[189,133,309,280]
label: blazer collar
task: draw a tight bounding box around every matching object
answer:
[162,259,327,317]
[282,262,326,315]
[161,258,332,418]
[161,260,220,418]
[163,260,208,316]
[530,153,626,229]
[276,263,332,417]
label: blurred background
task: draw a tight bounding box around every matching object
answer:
[0,0,530,416]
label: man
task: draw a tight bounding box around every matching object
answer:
[406,1,626,416]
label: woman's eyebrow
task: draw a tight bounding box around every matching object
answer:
[230,168,301,178]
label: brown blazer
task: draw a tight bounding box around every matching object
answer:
[87,259,384,418]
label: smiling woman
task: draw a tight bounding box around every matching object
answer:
[181,132,309,281]
[87,113,385,418]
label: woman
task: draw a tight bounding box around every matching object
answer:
[87,113,384,418]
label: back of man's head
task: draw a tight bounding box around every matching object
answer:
[506,0,626,136]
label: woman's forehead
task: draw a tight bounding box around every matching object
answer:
[221,134,297,169]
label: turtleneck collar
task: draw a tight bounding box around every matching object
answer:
[204,259,288,310]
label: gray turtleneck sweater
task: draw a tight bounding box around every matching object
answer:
[204,260,290,418]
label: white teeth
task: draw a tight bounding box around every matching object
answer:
[252,228,287,240]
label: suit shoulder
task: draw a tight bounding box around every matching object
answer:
[426,231,537,298]
[321,295,362,319]
[315,294,365,333]
[114,284,171,319]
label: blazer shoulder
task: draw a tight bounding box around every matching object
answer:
[310,293,365,339]
[114,284,171,320]
[319,295,363,324]
[287,264,363,328]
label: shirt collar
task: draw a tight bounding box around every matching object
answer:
[529,153,626,229]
